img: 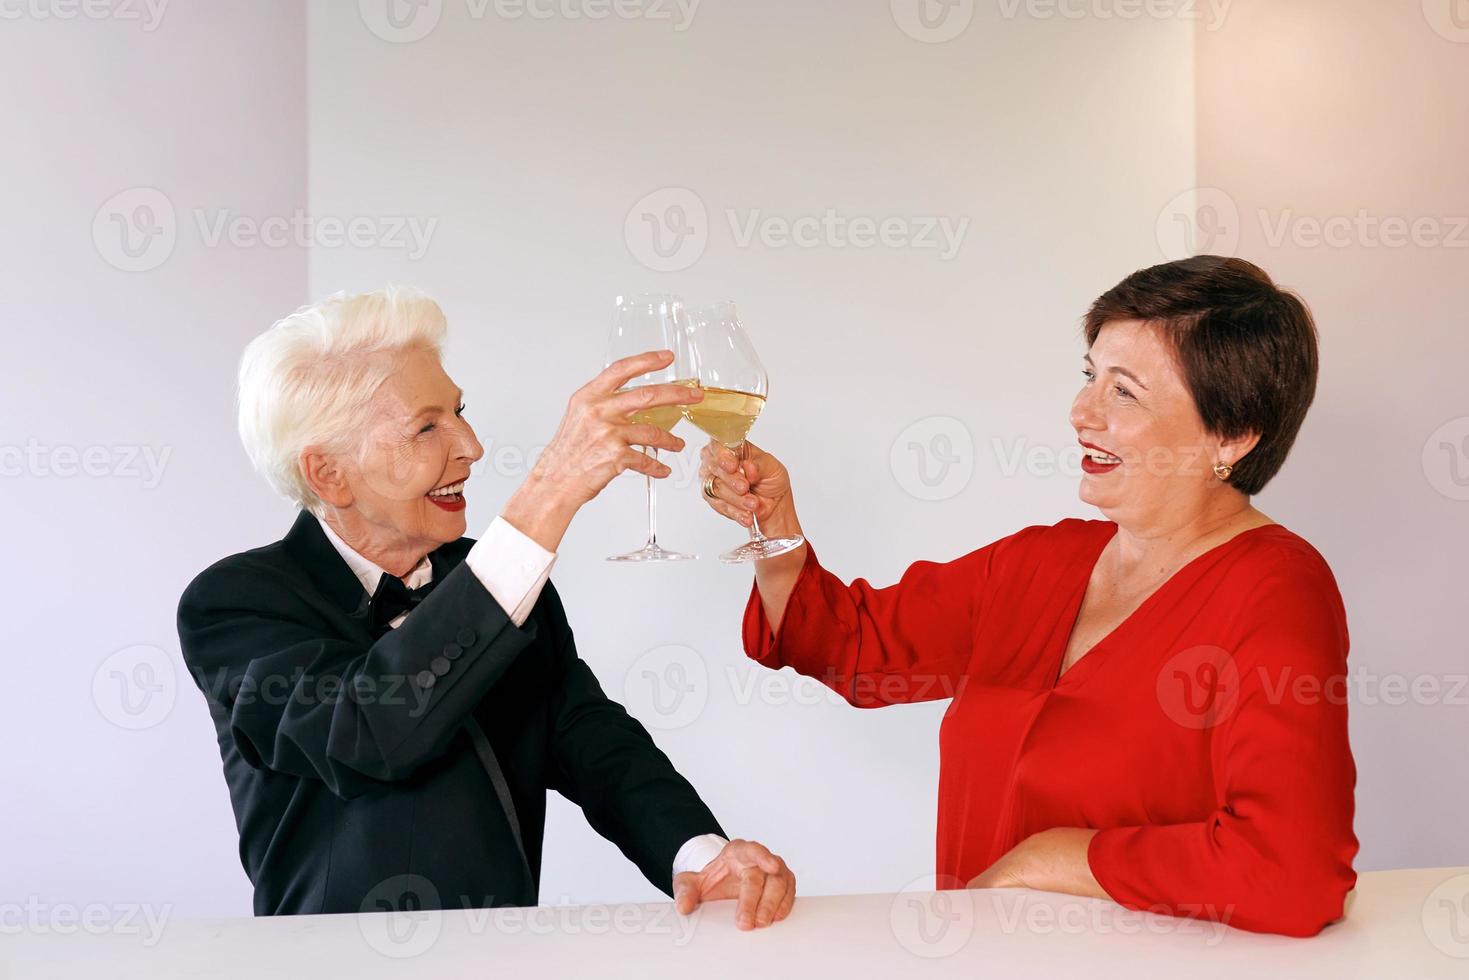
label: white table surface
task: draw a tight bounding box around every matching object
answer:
[7,866,1469,979]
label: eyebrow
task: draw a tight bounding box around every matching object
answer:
[410,388,465,420]
[1083,354,1149,391]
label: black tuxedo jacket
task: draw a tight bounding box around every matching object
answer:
[177,510,724,915]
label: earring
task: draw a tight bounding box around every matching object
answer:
[1213,462,1234,481]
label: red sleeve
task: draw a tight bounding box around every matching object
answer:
[1086,555,1359,937]
[741,529,1035,708]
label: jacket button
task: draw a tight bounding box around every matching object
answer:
[415,670,436,689]
[431,656,451,676]
[456,627,476,647]
[442,642,463,660]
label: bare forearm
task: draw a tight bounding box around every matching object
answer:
[501,474,582,554]
[1019,828,1107,899]
[751,501,807,633]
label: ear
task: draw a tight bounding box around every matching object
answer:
[1216,429,1262,469]
[300,446,355,509]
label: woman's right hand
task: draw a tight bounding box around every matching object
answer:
[532,350,700,506]
[698,438,795,531]
[700,438,807,632]
[503,350,702,552]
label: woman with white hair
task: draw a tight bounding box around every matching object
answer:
[177,285,795,927]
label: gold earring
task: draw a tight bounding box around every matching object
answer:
[1213,462,1234,481]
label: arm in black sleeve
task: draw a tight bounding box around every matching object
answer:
[177,554,539,799]
[539,582,726,897]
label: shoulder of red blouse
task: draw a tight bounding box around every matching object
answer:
[1222,525,1350,658]
[1020,520,1344,616]
[1215,525,1346,612]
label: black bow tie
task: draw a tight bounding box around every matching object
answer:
[368,572,438,637]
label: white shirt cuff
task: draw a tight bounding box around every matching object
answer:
[463,515,557,628]
[672,834,728,877]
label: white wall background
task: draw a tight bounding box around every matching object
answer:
[3,0,1462,922]
[1,1,307,918]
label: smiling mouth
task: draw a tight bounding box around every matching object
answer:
[426,480,466,509]
[1082,448,1122,465]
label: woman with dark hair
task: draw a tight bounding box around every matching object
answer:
[696,256,1357,937]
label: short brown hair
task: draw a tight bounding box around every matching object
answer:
[1082,256,1319,496]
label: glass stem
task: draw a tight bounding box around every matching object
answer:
[738,440,768,543]
[645,447,659,547]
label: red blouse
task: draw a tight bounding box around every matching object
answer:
[743,518,1359,937]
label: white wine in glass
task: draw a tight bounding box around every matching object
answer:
[605,293,698,563]
[684,387,765,447]
[628,380,698,434]
[684,301,804,563]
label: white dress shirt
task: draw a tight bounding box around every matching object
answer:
[316,514,727,879]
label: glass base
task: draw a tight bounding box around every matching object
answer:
[606,542,698,563]
[719,533,805,564]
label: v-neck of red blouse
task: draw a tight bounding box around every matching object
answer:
[1049,522,1285,690]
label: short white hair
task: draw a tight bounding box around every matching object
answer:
[238,284,448,515]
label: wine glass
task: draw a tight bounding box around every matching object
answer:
[605,293,699,563]
[684,301,805,563]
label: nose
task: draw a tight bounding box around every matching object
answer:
[455,417,484,465]
[1069,383,1104,436]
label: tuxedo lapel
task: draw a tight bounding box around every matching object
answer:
[282,511,372,619]
[281,510,479,627]
[428,535,473,581]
